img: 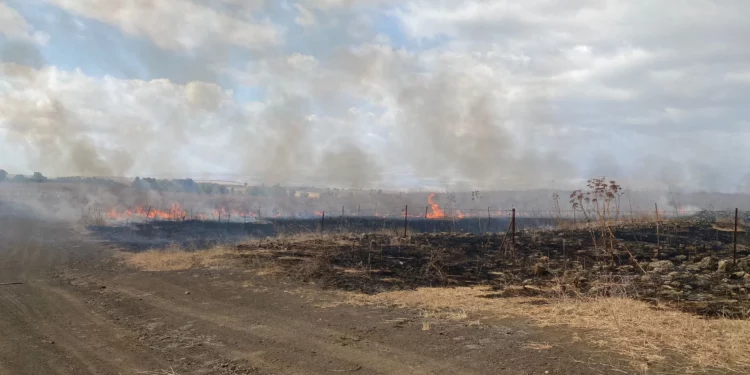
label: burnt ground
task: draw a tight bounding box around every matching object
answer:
[225,216,750,319]
[0,206,641,374]
[83,215,556,252]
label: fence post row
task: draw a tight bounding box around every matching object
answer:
[655,203,660,259]
[487,206,491,234]
[511,208,516,250]
[734,208,739,265]
[404,205,408,237]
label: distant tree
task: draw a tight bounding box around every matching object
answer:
[0,169,6,182]
[199,183,217,195]
[31,172,47,183]
[269,184,287,197]
[175,178,199,193]
[248,186,263,196]
[132,177,146,190]
[11,174,26,182]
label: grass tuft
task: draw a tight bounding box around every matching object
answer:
[120,244,234,271]
[352,286,750,372]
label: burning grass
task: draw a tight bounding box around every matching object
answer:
[353,286,750,373]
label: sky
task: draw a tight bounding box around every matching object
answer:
[1,0,750,192]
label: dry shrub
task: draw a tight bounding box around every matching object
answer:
[355,286,750,372]
[121,244,234,271]
[295,245,338,281]
[420,246,448,282]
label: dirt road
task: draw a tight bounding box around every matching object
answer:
[0,216,630,374]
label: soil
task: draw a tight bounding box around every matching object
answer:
[0,216,643,374]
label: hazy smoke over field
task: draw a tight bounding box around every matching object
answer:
[1,1,749,192]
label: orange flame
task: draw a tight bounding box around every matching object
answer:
[99,204,267,222]
[98,204,187,221]
[426,193,444,219]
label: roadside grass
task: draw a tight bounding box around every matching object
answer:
[118,236,750,373]
[120,244,236,271]
[352,286,750,373]
[138,368,179,375]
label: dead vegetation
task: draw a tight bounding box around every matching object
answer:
[120,244,236,271]
[117,211,750,373]
[353,286,750,373]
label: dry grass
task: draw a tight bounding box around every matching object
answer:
[138,368,179,375]
[352,286,750,372]
[712,224,746,232]
[523,342,554,350]
[120,244,235,271]
[712,215,747,232]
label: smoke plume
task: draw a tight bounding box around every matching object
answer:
[1,0,748,192]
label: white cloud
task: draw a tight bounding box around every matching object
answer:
[301,0,397,11]
[0,2,49,44]
[3,0,750,190]
[43,0,281,50]
[0,63,239,176]
[294,3,317,27]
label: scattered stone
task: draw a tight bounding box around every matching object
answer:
[618,265,634,273]
[184,291,191,295]
[659,286,683,299]
[732,271,746,279]
[718,260,733,274]
[685,263,701,272]
[649,260,675,273]
[532,263,548,276]
[737,258,750,272]
[688,275,712,289]
[685,293,714,301]
[699,256,718,271]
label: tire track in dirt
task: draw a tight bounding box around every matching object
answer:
[0,281,169,375]
[105,284,472,375]
[0,217,170,374]
[63,264,629,375]
[0,215,632,374]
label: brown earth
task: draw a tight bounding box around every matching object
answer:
[0,215,652,374]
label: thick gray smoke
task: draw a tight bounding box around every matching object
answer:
[1,0,748,193]
[1,62,134,176]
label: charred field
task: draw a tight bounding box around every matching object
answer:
[102,211,750,372]
[7,195,750,373]
[85,215,558,251]
[258,219,750,319]
[97,212,750,319]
